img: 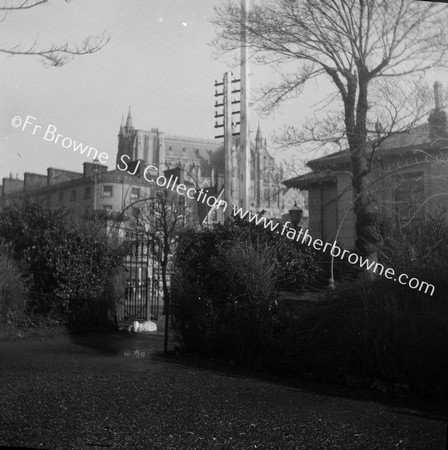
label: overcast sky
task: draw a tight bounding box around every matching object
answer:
[1,0,314,180]
[1,0,446,182]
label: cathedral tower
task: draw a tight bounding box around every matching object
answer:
[116,108,136,168]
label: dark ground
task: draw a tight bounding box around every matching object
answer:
[0,332,446,449]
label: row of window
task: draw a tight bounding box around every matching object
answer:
[102,185,140,200]
[55,185,141,203]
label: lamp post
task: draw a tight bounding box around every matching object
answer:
[288,201,303,229]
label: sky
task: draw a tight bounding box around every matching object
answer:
[1,0,317,182]
[1,0,447,182]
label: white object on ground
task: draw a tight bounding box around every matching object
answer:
[133,320,157,333]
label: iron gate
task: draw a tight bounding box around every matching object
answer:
[123,230,162,321]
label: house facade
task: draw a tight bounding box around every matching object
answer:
[283,82,448,249]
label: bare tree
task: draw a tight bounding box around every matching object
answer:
[0,0,109,66]
[212,0,448,262]
[137,188,189,353]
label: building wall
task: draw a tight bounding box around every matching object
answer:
[306,177,353,249]
[427,156,448,215]
[320,182,338,243]
[2,177,24,196]
[47,168,82,185]
[308,185,320,239]
[1,164,154,220]
[24,173,47,191]
[307,153,448,249]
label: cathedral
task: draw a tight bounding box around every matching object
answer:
[116,109,291,220]
[1,109,304,226]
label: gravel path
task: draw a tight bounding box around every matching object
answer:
[0,333,446,449]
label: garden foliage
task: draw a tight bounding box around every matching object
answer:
[0,200,127,328]
[172,215,448,393]
[171,217,322,364]
[0,240,27,325]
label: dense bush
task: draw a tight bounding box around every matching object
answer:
[171,217,323,363]
[277,279,448,389]
[275,216,448,389]
[173,216,323,294]
[0,240,27,325]
[218,242,279,365]
[379,214,448,303]
[0,200,128,328]
[172,238,279,365]
[172,215,448,392]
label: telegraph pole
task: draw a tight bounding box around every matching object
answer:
[224,72,236,217]
[239,0,250,211]
[215,73,240,219]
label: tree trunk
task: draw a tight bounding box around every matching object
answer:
[348,75,382,266]
[352,150,380,264]
[161,260,169,315]
[161,257,170,354]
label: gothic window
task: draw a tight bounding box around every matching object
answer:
[58,191,63,203]
[395,172,425,225]
[70,190,76,202]
[264,189,270,201]
[84,186,90,200]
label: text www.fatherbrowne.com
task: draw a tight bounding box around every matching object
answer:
[232,205,435,296]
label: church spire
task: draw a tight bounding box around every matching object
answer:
[256,122,262,140]
[125,107,133,129]
[119,115,124,136]
[255,122,263,148]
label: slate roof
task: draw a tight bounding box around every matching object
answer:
[282,171,337,189]
[284,122,448,189]
[307,124,442,170]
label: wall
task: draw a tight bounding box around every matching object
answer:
[47,168,82,185]
[2,178,24,196]
[24,173,47,191]
[308,185,322,240]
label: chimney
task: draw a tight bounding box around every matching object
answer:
[428,81,447,140]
